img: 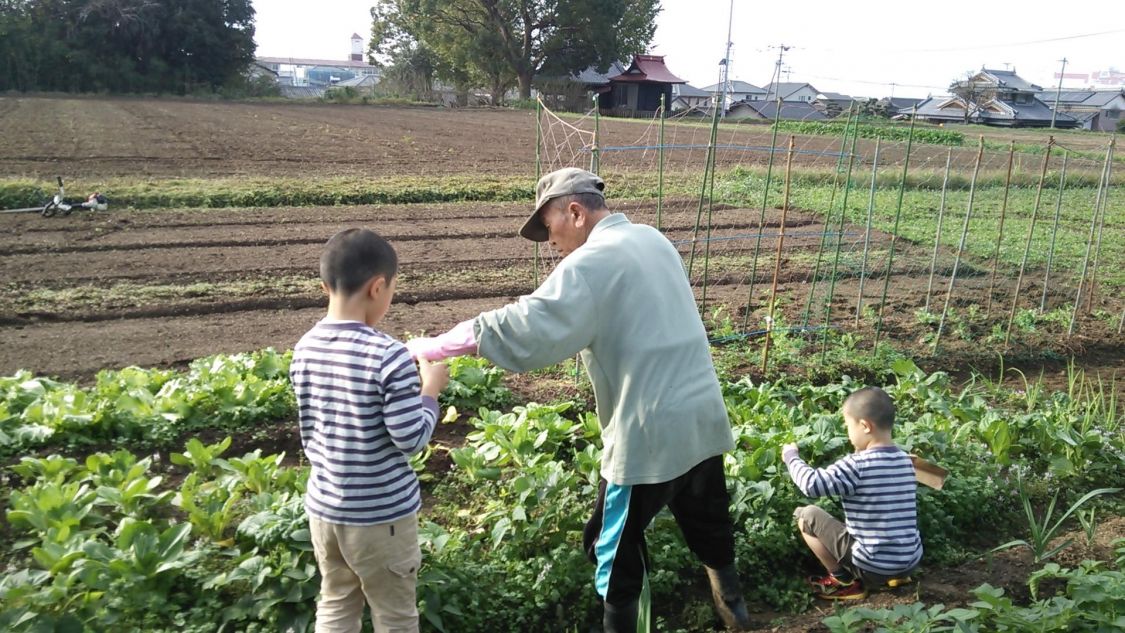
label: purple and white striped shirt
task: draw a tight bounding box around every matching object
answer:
[786,445,922,575]
[291,319,438,526]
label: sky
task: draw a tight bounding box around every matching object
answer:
[253,0,1125,99]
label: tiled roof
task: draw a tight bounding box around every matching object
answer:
[610,55,687,84]
[702,80,765,94]
[675,84,711,97]
[731,100,828,120]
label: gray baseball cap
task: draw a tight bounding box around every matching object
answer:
[519,167,606,242]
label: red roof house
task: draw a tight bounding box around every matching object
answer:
[603,55,687,116]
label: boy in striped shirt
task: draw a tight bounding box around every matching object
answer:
[290,228,448,633]
[782,386,922,600]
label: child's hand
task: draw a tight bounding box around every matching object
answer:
[781,443,800,464]
[418,358,450,398]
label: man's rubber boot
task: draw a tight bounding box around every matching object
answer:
[602,599,639,633]
[706,564,753,631]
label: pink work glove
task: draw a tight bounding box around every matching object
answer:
[405,319,478,361]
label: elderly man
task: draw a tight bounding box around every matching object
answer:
[407,167,751,633]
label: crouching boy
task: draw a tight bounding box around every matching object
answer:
[781,386,921,600]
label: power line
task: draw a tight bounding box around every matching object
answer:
[799,73,948,91]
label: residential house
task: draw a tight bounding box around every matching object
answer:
[701,79,766,112]
[601,55,687,117]
[885,97,925,114]
[702,80,767,102]
[672,84,711,113]
[912,68,1078,128]
[763,82,820,103]
[537,62,627,112]
[1037,89,1125,131]
[815,91,857,116]
[726,100,828,121]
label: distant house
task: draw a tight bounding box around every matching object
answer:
[763,82,820,103]
[727,100,828,121]
[815,91,857,116]
[672,83,711,112]
[257,34,380,90]
[335,74,381,90]
[601,55,687,117]
[537,62,627,112]
[700,80,766,112]
[885,97,925,114]
[913,68,1078,128]
[1037,89,1125,131]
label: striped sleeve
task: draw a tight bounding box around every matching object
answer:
[379,341,437,455]
[785,454,860,498]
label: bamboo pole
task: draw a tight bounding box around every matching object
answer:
[1069,141,1114,337]
[657,93,666,231]
[1040,151,1069,312]
[743,96,785,328]
[803,107,857,325]
[1084,136,1115,313]
[873,107,918,349]
[763,136,795,373]
[701,115,721,312]
[855,139,881,326]
[985,141,1016,317]
[821,120,861,357]
[933,136,985,355]
[924,148,954,314]
[687,98,722,280]
[1005,138,1054,345]
[591,93,601,173]
[534,97,543,285]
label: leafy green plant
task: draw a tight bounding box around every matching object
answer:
[991,477,1120,563]
[439,356,512,411]
[173,473,242,543]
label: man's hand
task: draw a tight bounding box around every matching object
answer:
[781,443,800,464]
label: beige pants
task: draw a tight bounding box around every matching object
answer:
[309,513,422,633]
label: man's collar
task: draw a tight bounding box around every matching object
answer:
[590,212,629,237]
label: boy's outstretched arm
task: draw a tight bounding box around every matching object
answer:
[381,343,439,455]
[782,444,860,498]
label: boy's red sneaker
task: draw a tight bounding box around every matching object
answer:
[807,574,868,601]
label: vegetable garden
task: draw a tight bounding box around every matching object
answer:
[1,96,1123,631]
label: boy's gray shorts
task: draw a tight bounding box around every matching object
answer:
[793,505,914,585]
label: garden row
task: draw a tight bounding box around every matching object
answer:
[1,346,1122,631]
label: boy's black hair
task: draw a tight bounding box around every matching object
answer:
[843,386,896,431]
[320,228,398,296]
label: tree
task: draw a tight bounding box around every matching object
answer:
[0,0,255,94]
[949,70,996,124]
[369,0,660,100]
[1117,116,1125,134]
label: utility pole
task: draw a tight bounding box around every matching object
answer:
[767,44,791,103]
[1051,57,1067,129]
[717,0,735,119]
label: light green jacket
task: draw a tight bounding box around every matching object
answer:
[474,213,734,485]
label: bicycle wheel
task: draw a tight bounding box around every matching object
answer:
[41,201,58,217]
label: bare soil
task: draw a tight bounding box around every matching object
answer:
[0,96,1061,182]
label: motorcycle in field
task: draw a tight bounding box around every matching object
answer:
[39,177,108,217]
[1,177,109,217]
